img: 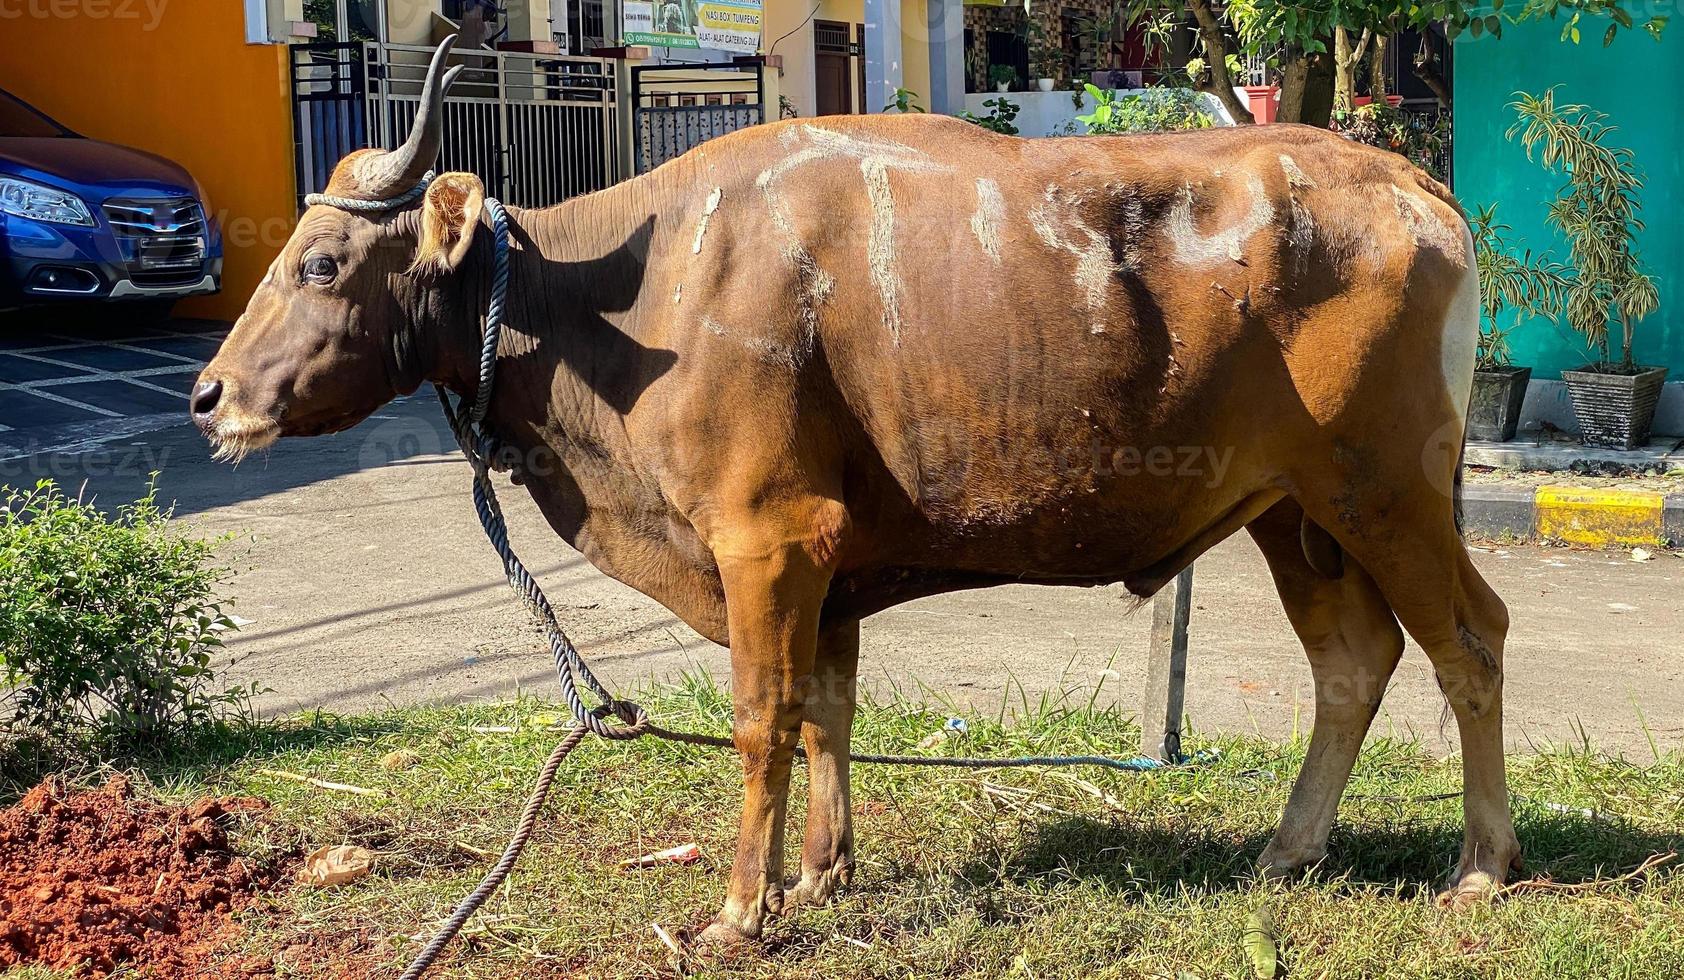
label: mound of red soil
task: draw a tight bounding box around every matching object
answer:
[0,775,278,977]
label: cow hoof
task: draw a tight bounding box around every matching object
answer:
[1436,870,1502,909]
[694,920,759,952]
[1255,843,1324,882]
[787,858,853,907]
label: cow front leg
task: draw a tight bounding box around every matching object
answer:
[700,541,830,945]
[788,618,860,907]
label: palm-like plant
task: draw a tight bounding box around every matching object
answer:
[1507,88,1659,372]
[1469,203,1567,371]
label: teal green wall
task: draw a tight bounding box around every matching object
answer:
[1453,21,1683,377]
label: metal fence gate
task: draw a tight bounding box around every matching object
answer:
[290,42,620,212]
[630,63,764,174]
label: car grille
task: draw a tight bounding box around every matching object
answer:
[102,197,207,283]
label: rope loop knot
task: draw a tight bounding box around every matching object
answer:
[591,700,651,740]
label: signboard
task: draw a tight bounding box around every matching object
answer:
[623,0,762,54]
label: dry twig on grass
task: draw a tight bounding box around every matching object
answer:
[255,768,384,797]
[1495,851,1676,898]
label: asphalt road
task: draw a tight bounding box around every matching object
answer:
[0,311,226,456]
[11,384,1682,757]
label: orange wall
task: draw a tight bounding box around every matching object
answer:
[0,1,295,320]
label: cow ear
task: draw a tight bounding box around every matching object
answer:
[413,172,484,273]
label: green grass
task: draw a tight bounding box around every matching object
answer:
[5,676,1683,979]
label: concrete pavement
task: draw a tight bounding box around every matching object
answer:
[10,389,1681,757]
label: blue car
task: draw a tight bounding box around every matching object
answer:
[0,87,220,315]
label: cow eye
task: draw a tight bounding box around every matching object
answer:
[302,255,337,285]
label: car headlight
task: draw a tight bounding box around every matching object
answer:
[0,176,94,227]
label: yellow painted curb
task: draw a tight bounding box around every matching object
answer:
[1534,486,1666,548]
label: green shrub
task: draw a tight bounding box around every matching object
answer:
[1331,102,1450,181]
[0,480,250,739]
[958,96,1021,135]
[1077,85,1215,135]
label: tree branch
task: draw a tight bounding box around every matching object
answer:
[1413,31,1452,107]
[1186,0,1256,124]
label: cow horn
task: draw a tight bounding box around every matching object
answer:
[357,34,463,199]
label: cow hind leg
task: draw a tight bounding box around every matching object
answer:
[1248,501,1404,874]
[787,618,860,907]
[1293,475,1521,904]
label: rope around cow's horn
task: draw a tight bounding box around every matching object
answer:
[307,177,1192,980]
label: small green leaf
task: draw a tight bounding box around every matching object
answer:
[1244,907,1280,978]
[1471,16,1484,36]
[1604,23,1618,45]
[1485,14,1501,34]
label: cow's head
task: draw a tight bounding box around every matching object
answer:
[193,37,483,460]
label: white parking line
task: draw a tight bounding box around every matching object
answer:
[5,383,124,418]
[0,335,216,422]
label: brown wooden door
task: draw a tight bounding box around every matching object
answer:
[814,19,854,115]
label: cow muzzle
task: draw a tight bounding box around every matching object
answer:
[191,374,281,462]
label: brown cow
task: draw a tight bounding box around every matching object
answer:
[194,40,1516,944]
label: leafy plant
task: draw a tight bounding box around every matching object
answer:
[883,87,927,113]
[1113,0,1667,127]
[1470,203,1568,370]
[1077,84,1214,134]
[1030,22,1063,79]
[988,63,1017,90]
[0,480,253,740]
[1331,102,1449,180]
[958,97,1022,135]
[1507,88,1659,371]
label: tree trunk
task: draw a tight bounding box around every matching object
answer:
[1369,33,1390,102]
[1300,49,1336,127]
[1332,28,1371,116]
[1413,32,1452,107]
[1186,0,1255,124]
[1276,53,1310,123]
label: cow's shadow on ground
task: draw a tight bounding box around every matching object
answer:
[968,809,1682,898]
[0,714,392,804]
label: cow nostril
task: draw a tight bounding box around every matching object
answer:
[190,380,223,419]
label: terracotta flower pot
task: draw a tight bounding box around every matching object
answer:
[1468,366,1531,442]
[1560,365,1669,450]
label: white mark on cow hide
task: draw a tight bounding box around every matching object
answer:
[1391,186,1467,268]
[1285,180,1317,258]
[861,158,906,341]
[672,282,682,306]
[1166,175,1274,266]
[1028,184,1121,319]
[970,178,1005,265]
[755,125,949,344]
[701,315,804,369]
[1441,222,1480,426]
[692,186,723,254]
[1279,154,1315,189]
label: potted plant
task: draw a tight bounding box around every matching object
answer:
[1508,89,1664,450]
[988,63,1015,93]
[1468,204,1566,442]
[1030,25,1060,91]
